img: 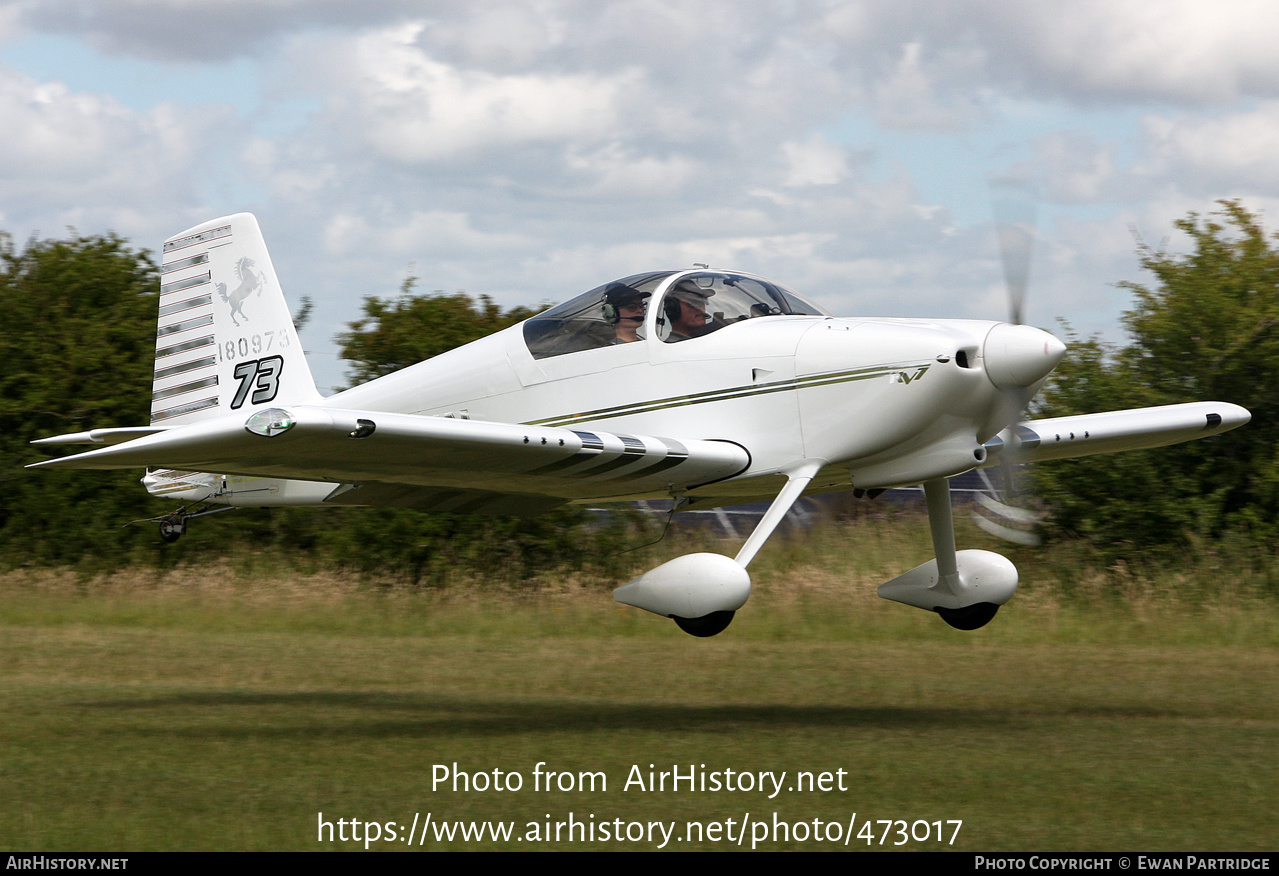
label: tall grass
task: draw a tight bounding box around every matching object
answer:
[2,514,1276,851]
[4,510,1276,646]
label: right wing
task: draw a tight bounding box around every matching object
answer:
[28,405,752,508]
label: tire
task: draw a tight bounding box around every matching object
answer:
[672,610,735,638]
[936,602,999,631]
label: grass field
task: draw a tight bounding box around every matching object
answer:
[1,519,1277,851]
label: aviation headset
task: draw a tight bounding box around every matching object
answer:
[602,284,648,324]
[663,283,713,326]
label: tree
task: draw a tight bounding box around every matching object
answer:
[0,232,161,564]
[1035,201,1279,553]
[337,277,541,385]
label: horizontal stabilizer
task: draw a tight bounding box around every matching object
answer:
[32,426,170,446]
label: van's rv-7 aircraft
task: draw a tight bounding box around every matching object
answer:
[30,214,1250,637]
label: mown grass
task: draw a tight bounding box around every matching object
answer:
[1,515,1276,851]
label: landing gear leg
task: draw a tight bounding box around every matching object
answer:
[923,478,1000,631]
[924,477,961,592]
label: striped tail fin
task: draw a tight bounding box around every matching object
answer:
[153,213,320,425]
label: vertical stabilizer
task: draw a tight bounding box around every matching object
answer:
[152,213,320,425]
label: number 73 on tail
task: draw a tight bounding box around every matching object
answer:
[30,214,1250,637]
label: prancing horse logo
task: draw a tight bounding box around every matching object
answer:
[217,257,266,327]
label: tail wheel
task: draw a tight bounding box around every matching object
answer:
[158,516,186,543]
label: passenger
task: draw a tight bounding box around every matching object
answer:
[663,281,714,341]
[604,284,649,344]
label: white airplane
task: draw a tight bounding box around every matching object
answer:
[29,214,1250,636]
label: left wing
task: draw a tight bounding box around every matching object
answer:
[983,401,1250,465]
[29,405,751,504]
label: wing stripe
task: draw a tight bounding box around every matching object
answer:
[572,431,605,450]
[612,454,688,481]
[523,450,600,476]
[572,449,647,478]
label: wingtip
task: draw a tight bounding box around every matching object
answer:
[1209,402,1251,430]
[31,432,93,446]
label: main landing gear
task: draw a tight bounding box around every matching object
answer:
[878,477,1018,630]
[613,464,822,639]
[616,470,1018,638]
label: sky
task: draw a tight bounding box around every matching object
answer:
[2,0,1279,392]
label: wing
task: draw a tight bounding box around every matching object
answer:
[983,401,1250,465]
[28,405,751,508]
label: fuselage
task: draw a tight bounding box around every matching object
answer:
[324,269,1060,502]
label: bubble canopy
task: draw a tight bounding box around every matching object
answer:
[522,270,828,359]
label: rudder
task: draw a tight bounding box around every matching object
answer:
[152,214,320,425]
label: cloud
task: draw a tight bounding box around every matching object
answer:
[805,1,1279,110]
[1138,104,1279,194]
[782,134,849,187]
[15,0,1279,107]
[14,0,422,62]
[0,63,224,233]
[1002,0,1279,104]
[313,23,634,165]
[324,209,534,258]
[870,40,986,131]
[0,3,21,41]
[1006,132,1119,204]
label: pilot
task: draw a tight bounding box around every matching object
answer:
[663,281,714,342]
[603,284,649,344]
